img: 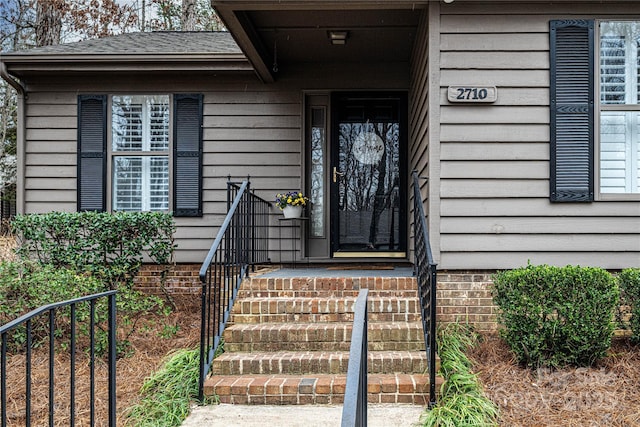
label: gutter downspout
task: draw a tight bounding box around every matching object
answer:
[0,62,26,215]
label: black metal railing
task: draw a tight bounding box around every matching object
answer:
[412,170,438,408]
[1,290,117,427]
[198,177,271,401]
[341,288,369,427]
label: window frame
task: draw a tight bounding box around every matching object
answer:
[595,20,640,201]
[106,94,174,212]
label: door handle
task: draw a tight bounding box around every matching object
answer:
[333,167,344,183]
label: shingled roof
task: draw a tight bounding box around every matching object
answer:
[3,31,242,56]
[1,30,255,80]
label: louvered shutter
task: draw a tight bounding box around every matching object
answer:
[173,94,203,216]
[549,20,595,202]
[77,95,107,211]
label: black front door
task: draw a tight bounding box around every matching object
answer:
[330,92,407,256]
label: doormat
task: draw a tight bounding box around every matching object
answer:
[326,265,395,270]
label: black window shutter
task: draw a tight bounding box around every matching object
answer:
[173,94,203,217]
[77,95,107,211]
[549,20,594,202]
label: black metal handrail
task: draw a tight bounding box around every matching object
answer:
[1,290,117,427]
[198,177,271,401]
[412,170,438,408]
[341,288,369,427]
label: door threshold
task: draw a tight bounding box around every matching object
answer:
[332,251,407,258]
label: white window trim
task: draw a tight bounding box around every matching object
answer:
[595,20,640,201]
[107,94,174,212]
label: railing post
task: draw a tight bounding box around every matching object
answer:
[411,170,438,409]
[198,180,272,401]
[428,263,438,408]
[108,292,117,427]
[341,288,368,427]
[198,273,208,402]
[1,333,6,427]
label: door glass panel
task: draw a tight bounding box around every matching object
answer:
[310,108,325,237]
[336,104,401,251]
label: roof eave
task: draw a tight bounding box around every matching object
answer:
[1,53,255,75]
[211,0,430,83]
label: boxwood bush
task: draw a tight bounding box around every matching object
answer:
[618,268,640,343]
[12,211,175,290]
[492,264,618,369]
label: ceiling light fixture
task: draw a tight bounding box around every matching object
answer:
[328,31,349,45]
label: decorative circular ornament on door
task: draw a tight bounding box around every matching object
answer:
[352,131,385,165]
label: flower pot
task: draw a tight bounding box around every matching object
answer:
[282,205,303,219]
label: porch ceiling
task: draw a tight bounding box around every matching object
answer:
[212,1,426,82]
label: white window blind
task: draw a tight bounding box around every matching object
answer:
[600,35,626,104]
[111,95,170,211]
[599,22,640,194]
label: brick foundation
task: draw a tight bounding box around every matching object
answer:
[133,265,631,336]
[133,265,502,329]
[133,263,202,309]
[436,271,498,332]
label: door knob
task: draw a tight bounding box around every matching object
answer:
[333,167,345,183]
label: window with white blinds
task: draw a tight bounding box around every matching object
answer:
[111,95,170,211]
[599,22,640,194]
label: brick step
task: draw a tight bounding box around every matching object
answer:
[204,373,435,405]
[237,288,418,299]
[211,350,429,375]
[242,276,417,293]
[230,296,420,319]
[230,310,422,324]
[223,322,425,352]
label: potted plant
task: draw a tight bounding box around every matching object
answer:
[275,191,309,218]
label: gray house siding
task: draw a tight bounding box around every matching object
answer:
[10,2,640,269]
[435,2,640,270]
[20,75,301,262]
[20,64,408,263]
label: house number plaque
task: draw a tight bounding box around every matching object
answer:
[447,86,497,103]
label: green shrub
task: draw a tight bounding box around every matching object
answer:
[7,211,176,356]
[12,211,175,290]
[0,261,103,344]
[421,323,499,427]
[492,264,618,369]
[0,261,157,355]
[618,268,640,343]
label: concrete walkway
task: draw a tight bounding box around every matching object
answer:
[181,404,425,426]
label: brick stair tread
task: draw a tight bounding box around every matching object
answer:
[222,322,426,352]
[204,373,437,405]
[243,276,417,293]
[211,350,429,375]
[230,311,422,324]
[231,296,420,316]
[223,321,424,343]
[237,289,418,298]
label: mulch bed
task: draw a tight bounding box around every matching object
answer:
[470,334,640,427]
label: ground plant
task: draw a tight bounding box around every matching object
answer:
[618,268,640,342]
[7,211,176,355]
[421,323,499,427]
[492,264,619,368]
[0,261,104,350]
[0,259,164,357]
[125,348,204,426]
